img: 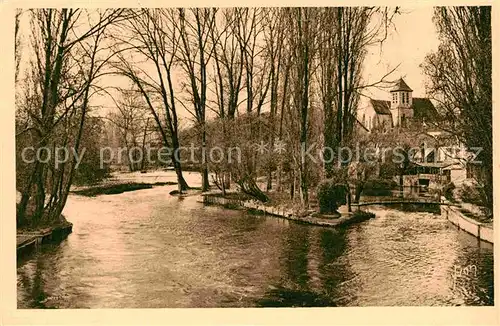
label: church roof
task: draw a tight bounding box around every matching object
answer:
[390,78,413,92]
[370,99,392,115]
[368,96,438,122]
[412,97,438,120]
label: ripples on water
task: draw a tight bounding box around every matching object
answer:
[17,186,494,308]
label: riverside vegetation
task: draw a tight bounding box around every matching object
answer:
[15,8,492,232]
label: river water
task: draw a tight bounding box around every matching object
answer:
[17,185,494,308]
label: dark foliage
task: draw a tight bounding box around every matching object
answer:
[72,182,155,196]
[362,178,398,196]
[458,183,487,207]
[443,182,455,202]
[72,164,110,186]
[317,180,347,214]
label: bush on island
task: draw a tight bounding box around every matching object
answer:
[317,180,347,214]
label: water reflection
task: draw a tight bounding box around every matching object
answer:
[448,231,494,305]
[17,186,494,308]
[258,225,325,307]
[19,256,51,308]
[317,228,355,305]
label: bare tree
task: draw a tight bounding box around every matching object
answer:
[317,7,398,179]
[176,8,218,192]
[210,9,245,120]
[15,9,22,83]
[208,8,246,194]
[106,90,150,172]
[234,8,263,114]
[262,8,286,190]
[422,6,492,212]
[114,8,190,192]
[283,8,319,206]
[16,9,126,227]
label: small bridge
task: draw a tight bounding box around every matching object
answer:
[352,200,460,207]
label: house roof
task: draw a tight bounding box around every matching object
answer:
[390,78,413,92]
[412,97,438,121]
[370,99,392,115]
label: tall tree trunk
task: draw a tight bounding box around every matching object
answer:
[346,184,352,212]
[140,118,149,171]
[201,127,210,191]
[171,135,189,192]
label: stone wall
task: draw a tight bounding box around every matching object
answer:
[441,201,493,244]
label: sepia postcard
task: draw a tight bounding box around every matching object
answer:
[1,1,498,325]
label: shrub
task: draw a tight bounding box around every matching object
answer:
[378,162,397,179]
[72,164,110,186]
[362,178,398,196]
[443,182,456,201]
[317,180,347,214]
[458,183,485,207]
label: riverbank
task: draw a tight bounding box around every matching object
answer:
[17,176,494,307]
[72,181,176,196]
[202,191,494,243]
[441,198,493,244]
[17,221,73,258]
[202,193,375,228]
[68,170,206,196]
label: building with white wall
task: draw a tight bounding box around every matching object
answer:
[357,78,438,132]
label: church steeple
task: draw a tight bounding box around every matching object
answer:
[390,78,413,127]
[390,78,413,108]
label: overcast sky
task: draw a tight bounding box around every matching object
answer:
[363,6,439,101]
[18,7,440,127]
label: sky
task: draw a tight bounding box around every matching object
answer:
[362,6,440,101]
[17,7,441,126]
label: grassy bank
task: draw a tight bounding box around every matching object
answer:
[204,191,376,229]
[72,181,176,197]
[17,213,72,233]
[458,207,492,224]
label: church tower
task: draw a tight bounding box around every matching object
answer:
[390,78,413,127]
